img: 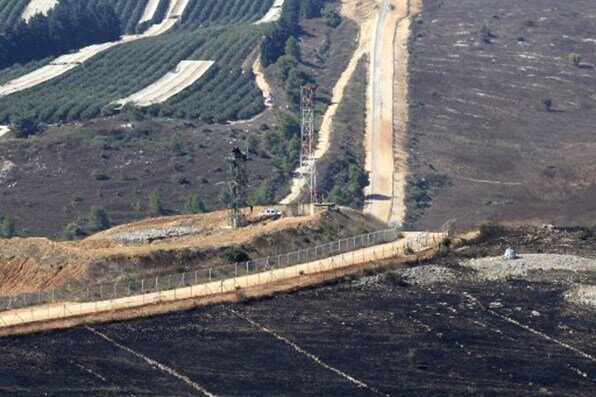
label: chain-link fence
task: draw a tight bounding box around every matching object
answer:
[0,228,404,312]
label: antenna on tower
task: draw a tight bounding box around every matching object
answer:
[225,147,248,228]
[300,84,317,206]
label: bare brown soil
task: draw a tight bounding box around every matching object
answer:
[406,0,596,229]
[0,208,385,294]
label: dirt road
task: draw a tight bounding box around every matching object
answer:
[364,0,416,224]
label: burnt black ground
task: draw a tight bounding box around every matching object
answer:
[0,228,594,396]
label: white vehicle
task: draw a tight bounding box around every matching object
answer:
[258,208,282,217]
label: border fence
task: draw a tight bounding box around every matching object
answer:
[0,228,411,312]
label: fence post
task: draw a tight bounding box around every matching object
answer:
[209,268,212,281]
[142,279,144,294]
[235,263,238,276]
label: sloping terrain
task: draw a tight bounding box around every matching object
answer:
[0,0,190,100]
[406,0,596,229]
[0,0,273,124]
[0,226,592,395]
[0,208,385,293]
[114,60,214,107]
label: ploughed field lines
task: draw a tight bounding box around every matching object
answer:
[0,279,593,395]
[113,60,214,107]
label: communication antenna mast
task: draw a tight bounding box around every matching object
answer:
[300,84,317,205]
[225,147,248,228]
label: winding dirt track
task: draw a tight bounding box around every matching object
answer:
[0,0,191,99]
[252,57,274,107]
[21,0,57,21]
[114,60,214,107]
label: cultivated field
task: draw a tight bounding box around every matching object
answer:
[406,0,596,229]
[114,60,215,107]
[0,0,272,124]
[0,227,593,395]
[0,0,189,99]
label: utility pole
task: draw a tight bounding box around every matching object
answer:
[300,84,317,206]
[225,147,248,228]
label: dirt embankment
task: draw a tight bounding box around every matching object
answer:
[0,208,386,294]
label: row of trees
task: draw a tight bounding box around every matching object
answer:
[0,0,121,70]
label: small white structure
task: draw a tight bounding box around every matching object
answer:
[504,248,518,260]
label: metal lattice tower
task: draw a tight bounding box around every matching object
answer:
[300,84,317,205]
[225,147,248,228]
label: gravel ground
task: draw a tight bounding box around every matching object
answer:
[109,227,201,243]
[565,284,596,308]
[462,254,596,281]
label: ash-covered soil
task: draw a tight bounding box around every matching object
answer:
[407,0,596,229]
[0,227,593,396]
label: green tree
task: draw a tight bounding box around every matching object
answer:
[87,205,110,231]
[185,194,207,214]
[569,52,582,67]
[62,222,84,240]
[0,217,15,238]
[169,134,182,154]
[249,181,274,205]
[541,97,553,111]
[322,4,342,28]
[149,191,164,215]
[284,36,300,60]
[276,55,298,83]
[247,134,260,155]
[10,114,39,138]
[91,169,109,181]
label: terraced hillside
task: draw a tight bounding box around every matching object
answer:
[406,0,596,229]
[0,0,275,124]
